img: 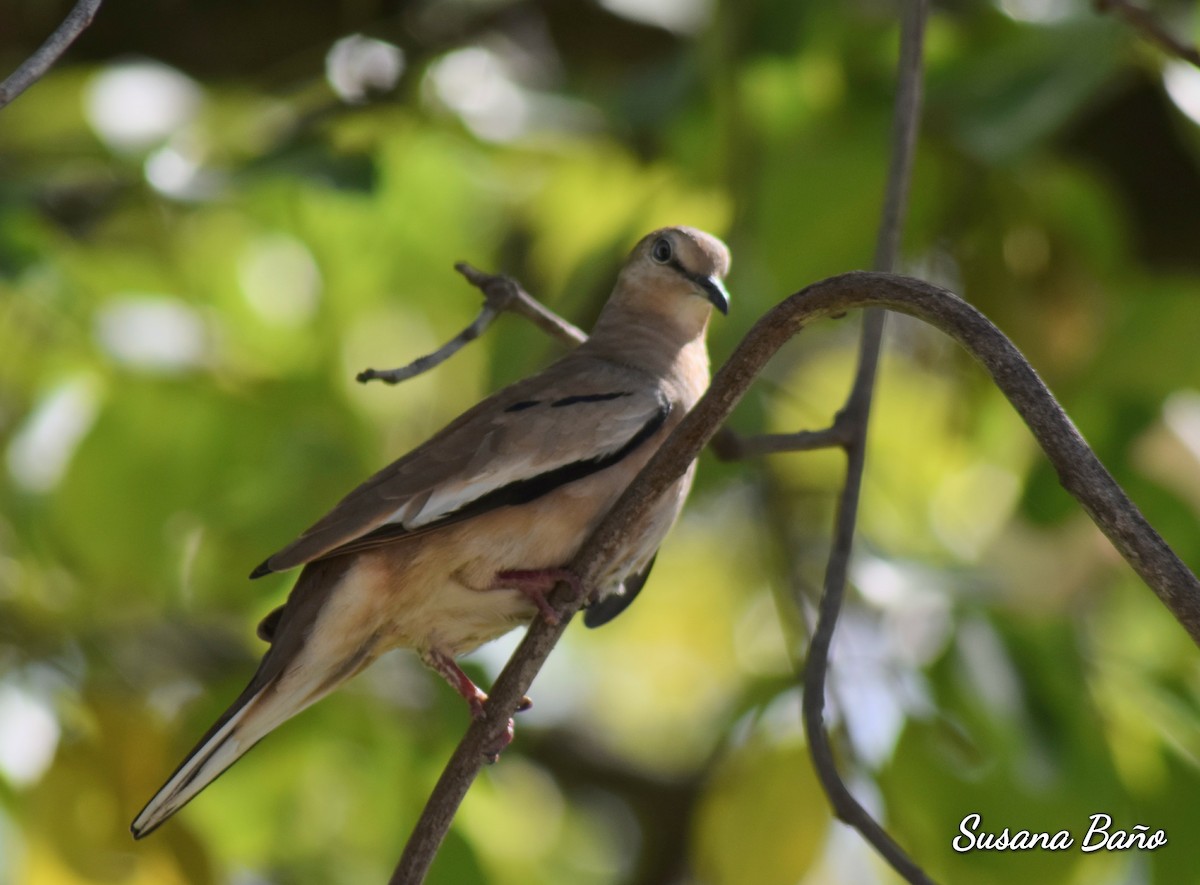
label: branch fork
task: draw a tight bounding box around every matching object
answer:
[357,263,585,385]
[387,269,1200,884]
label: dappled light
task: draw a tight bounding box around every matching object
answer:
[3,1,1200,883]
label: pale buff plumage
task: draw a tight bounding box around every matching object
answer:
[131,226,731,838]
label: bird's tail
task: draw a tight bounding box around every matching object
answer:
[130,660,337,838]
[131,555,373,838]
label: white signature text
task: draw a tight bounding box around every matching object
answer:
[953,813,1167,853]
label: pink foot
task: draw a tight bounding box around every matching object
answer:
[422,648,487,716]
[420,649,531,761]
[491,568,586,625]
[483,719,516,763]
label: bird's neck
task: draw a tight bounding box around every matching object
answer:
[584,310,712,400]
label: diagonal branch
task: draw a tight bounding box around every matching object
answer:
[390,271,1200,883]
[0,0,103,110]
[1095,0,1200,68]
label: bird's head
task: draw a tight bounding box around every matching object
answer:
[607,227,731,335]
[626,226,730,314]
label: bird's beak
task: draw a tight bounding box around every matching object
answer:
[696,275,730,316]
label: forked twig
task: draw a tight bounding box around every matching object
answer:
[357,263,585,384]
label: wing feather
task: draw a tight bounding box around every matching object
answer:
[252,356,669,576]
[583,553,657,628]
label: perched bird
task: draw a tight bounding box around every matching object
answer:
[131,226,730,838]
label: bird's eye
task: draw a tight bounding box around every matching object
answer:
[651,238,673,264]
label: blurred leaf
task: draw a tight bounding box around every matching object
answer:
[2,2,1200,883]
[692,736,828,885]
[932,19,1128,163]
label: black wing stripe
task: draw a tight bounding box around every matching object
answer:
[312,399,671,561]
[552,392,631,408]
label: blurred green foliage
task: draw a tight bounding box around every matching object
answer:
[2,0,1200,883]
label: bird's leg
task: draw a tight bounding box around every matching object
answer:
[420,649,531,762]
[490,568,586,626]
[422,648,488,717]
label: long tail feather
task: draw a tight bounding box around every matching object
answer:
[131,556,366,837]
[131,672,284,838]
[131,642,377,835]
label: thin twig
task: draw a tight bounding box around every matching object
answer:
[710,424,851,459]
[713,0,928,467]
[800,1,933,883]
[0,0,103,110]
[1095,0,1200,68]
[392,270,1200,883]
[357,305,503,384]
[358,262,585,384]
[454,261,587,346]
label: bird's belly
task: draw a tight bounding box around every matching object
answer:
[359,494,593,657]
[411,579,534,655]
[349,462,688,657]
[351,560,536,659]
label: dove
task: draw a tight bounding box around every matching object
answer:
[131,225,730,838]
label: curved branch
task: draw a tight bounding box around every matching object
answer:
[0,0,102,110]
[391,271,1200,882]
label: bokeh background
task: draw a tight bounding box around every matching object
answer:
[3,0,1200,882]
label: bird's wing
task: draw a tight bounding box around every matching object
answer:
[583,552,657,628]
[252,357,670,576]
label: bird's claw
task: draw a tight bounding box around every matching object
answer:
[421,640,533,762]
[473,699,530,763]
[482,718,516,763]
[491,568,587,625]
